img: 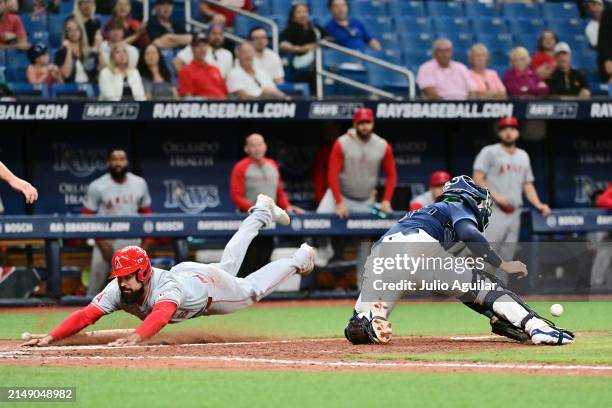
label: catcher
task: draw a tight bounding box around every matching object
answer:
[22,194,315,347]
[344,175,575,346]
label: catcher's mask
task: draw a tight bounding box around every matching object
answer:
[437,175,492,232]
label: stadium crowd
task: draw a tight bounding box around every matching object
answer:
[0,0,611,99]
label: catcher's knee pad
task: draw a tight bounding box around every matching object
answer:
[344,311,392,345]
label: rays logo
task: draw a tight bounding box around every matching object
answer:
[53,143,107,178]
[164,179,221,214]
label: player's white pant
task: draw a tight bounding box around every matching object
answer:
[201,205,307,315]
[353,229,472,319]
[353,228,547,335]
[484,206,521,285]
[87,238,141,296]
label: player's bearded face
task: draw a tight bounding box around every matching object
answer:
[355,121,373,139]
[499,128,519,146]
[118,274,145,304]
[108,152,129,180]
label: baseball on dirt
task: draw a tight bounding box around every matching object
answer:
[21,332,31,340]
[550,304,564,317]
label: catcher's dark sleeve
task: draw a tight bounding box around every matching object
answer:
[454,219,503,268]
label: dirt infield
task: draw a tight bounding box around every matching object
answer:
[1,334,612,376]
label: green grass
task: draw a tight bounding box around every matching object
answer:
[353,333,612,364]
[1,301,610,339]
[1,301,612,407]
[0,367,610,408]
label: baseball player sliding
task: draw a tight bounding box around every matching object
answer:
[344,176,574,346]
[22,194,315,347]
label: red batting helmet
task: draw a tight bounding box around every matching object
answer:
[430,171,451,187]
[354,107,374,123]
[109,246,152,282]
[498,116,519,129]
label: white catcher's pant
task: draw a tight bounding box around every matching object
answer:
[353,229,542,333]
[197,207,305,315]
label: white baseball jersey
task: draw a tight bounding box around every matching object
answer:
[91,265,214,322]
[473,143,534,209]
[82,172,152,215]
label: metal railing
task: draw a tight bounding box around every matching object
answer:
[315,39,416,100]
[185,0,279,53]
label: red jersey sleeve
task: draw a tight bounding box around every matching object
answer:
[134,301,177,341]
[177,66,192,96]
[327,140,344,204]
[49,304,105,341]
[409,201,424,211]
[381,143,397,202]
[312,145,331,204]
[230,159,254,212]
[596,182,612,209]
[268,159,290,210]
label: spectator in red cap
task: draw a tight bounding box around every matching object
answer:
[317,107,396,267]
[317,107,397,218]
[178,33,228,99]
[473,116,550,284]
[409,171,451,211]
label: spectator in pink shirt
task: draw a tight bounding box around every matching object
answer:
[417,38,478,100]
[468,43,506,99]
[503,47,549,97]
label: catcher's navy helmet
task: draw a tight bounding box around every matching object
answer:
[437,175,492,232]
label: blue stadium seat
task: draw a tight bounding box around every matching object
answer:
[367,64,409,93]
[268,0,298,17]
[403,49,431,68]
[98,14,112,28]
[513,33,538,53]
[253,0,271,15]
[59,0,73,14]
[388,0,425,17]
[492,64,507,78]
[395,16,432,37]
[0,49,5,66]
[21,15,48,32]
[545,19,584,37]
[233,15,269,38]
[30,31,50,46]
[48,14,67,48]
[426,1,464,18]
[453,48,469,66]
[508,19,543,38]
[501,3,540,20]
[5,50,29,70]
[364,49,402,66]
[277,82,310,97]
[361,16,394,39]
[350,0,386,16]
[322,49,354,70]
[379,32,400,49]
[309,0,329,22]
[399,33,434,53]
[541,2,580,21]
[471,18,508,37]
[449,33,474,51]
[433,17,470,39]
[50,83,95,98]
[476,33,514,54]
[489,51,510,67]
[8,83,50,97]
[465,2,499,19]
